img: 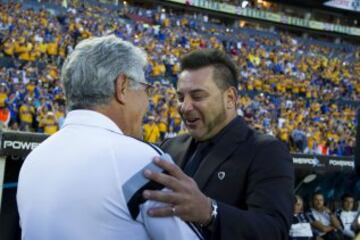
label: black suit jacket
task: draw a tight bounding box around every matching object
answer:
[161,117,294,240]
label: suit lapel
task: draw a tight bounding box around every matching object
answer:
[171,136,193,168]
[160,135,193,168]
[193,117,250,189]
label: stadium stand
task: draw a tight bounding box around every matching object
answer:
[0,0,357,157]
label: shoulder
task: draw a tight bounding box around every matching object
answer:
[110,133,165,157]
[243,131,290,160]
[247,132,293,175]
[251,132,283,148]
[305,210,317,222]
[335,208,342,216]
[106,135,168,182]
[161,134,191,148]
[252,132,290,156]
[139,140,164,155]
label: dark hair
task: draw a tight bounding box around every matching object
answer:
[341,193,354,201]
[180,49,238,90]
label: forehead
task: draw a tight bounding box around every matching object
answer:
[177,66,216,91]
[314,195,324,200]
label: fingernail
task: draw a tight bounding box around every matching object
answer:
[144,169,151,177]
[148,209,154,216]
[154,157,160,163]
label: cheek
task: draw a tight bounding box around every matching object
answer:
[142,95,149,110]
[143,100,148,111]
[177,104,182,114]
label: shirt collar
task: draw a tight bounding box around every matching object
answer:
[311,208,327,215]
[63,110,123,135]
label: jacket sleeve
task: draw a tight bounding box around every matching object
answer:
[213,139,294,240]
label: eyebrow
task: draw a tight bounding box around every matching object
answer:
[176,88,208,95]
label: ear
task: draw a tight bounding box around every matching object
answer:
[114,74,129,104]
[225,87,238,110]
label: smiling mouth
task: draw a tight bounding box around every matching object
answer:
[184,118,200,126]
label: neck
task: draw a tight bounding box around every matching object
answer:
[314,208,323,212]
[225,111,237,126]
[215,111,237,134]
[200,111,237,142]
[93,102,140,139]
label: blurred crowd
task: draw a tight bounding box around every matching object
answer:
[0,0,358,156]
[203,0,359,27]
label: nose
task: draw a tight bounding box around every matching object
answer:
[179,96,194,113]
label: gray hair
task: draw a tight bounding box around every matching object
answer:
[61,35,147,110]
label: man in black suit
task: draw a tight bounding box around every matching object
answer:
[142,49,294,239]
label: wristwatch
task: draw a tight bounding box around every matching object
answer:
[200,198,218,228]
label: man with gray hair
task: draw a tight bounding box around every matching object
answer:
[16,35,202,240]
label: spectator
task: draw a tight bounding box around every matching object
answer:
[143,115,160,143]
[335,193,358,239]
[308,192,343,240]
[289,195,313,240]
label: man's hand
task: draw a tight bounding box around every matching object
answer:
[143,157,212,224]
